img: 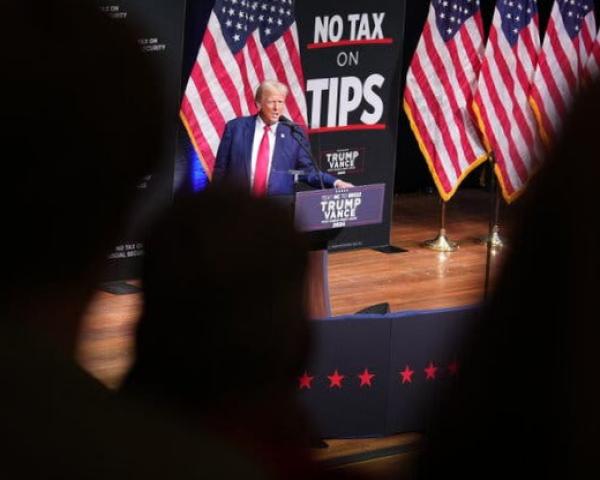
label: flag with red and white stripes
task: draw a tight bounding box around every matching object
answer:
[585,27,600,81]
[404,0,487,201]
[529,0,596,146]
[473,0,543,202]
[180,0,306,178]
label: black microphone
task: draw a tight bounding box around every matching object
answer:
[278,115,325,190]
[278,114,302,131]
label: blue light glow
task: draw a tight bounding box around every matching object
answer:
[189,146,209,192]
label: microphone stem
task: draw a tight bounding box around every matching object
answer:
[290,129,324,190]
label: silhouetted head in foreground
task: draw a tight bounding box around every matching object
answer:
[126,188,311,411]
[417,80,600,480]
[1,0,164,352]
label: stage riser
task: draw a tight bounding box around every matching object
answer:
[300,305,480,437]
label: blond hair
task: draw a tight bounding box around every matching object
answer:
[254,80,289,103]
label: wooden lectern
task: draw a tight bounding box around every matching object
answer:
[294,184,386,319]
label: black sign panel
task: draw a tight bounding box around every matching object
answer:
[95,0,187,280]
[296,0,407,250]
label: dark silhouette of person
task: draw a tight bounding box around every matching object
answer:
[415,78,600,480]
[123,188,333,479]
[0,1,268,478]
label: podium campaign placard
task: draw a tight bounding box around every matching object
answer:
[295,184,385,232]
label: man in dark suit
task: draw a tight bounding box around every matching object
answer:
[213,80,353,196]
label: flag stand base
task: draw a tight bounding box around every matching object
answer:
[423,229,458,252]
[479,224,505,248]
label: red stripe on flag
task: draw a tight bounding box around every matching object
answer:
[422,24,474,175]
[190,64,226,135]
[410,56,461,177]
[546,21,578,92]
[535,51,568,129]
[202,30,243,117]
[283,30,306,93]
[181,95,215,173]
[263,43,303,123]
[516,25,538,92]
[529,86,554,142]
[473,98,516,196]
[478,59,524,187]
[247,34,265,81]
[404,90,453,195]
[446,33,476,111]
[581,19,595,75]
[590,43,600,79]
[457,20,483,118]
[234,53,258,113]
[459,14,484,81]
[487,28,534,182]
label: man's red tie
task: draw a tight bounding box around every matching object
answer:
[253,125,271,196]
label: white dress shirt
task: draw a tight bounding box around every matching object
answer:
[250,116,278,189]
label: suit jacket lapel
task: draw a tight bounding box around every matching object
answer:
[243,116,255,186]
[270,124,288,185]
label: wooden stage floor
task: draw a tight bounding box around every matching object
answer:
[329,188,510,315]
[79,187,510,389]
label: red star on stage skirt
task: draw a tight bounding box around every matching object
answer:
[327,369,345,389]
[298,371,314,390]
[424,361,438,380]
[358,368,376,387]
[400,365,414,384]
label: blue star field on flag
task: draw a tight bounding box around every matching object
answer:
[214,0,295,53]
[498,0,538,47]
[557,0,594,39]
[432,0,481,42]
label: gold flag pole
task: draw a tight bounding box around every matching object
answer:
[481,154,505,248]
[423,198,458,252]
[482,153,504,300]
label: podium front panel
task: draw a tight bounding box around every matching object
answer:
[295,183,385,232]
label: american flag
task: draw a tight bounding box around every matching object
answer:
[585,28,600,81]
[529,0,596,146]
[404,0,487,201]
[472,0,543,202]
[180,0,307,178]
